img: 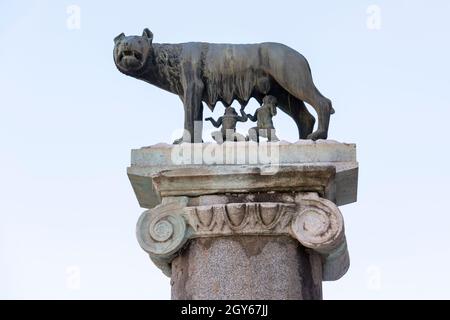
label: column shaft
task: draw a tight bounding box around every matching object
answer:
[171,236,323,300]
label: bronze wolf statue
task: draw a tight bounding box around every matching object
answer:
[113,28,334,143]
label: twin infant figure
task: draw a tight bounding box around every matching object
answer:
[205,95,279,143]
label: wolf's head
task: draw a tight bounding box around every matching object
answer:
[113,28,153,74]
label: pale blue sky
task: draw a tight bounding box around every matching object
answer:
[1,0,450,299]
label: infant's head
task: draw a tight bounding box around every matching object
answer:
[262,95,277,107]
[224,107,237,116]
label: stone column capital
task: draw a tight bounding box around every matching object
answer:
[137,192,348,280]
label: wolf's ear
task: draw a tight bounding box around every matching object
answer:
[142,28,153,43]
[114,32,125,44]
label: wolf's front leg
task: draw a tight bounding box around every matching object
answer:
[173,76,204,144]
[182,82,204,143]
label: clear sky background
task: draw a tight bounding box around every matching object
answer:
[1,0,449,299]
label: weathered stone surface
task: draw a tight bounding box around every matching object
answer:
[128,140,358,208]
[130,140,356,167]
[171,236,323,300]
[152,165,336,199]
